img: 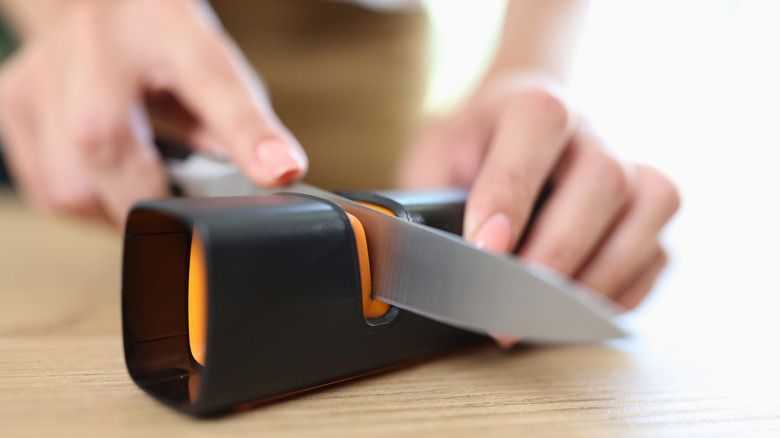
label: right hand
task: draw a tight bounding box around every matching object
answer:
[0,0,307,225]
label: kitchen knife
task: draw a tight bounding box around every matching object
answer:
[166,152,626,343]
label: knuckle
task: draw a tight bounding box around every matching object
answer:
[661,177,682,215]
[641,166,682,216]
[492,166,531,198]
[72,128,102,160]
[622,296,642,311]
[71,118,101,155]
[534,236,580,274]
[506,86,570,131]
[71,109,131,164]
[48,185,97,214]
[599,155,632,202]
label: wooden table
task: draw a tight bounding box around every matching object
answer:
[2,188,779,437]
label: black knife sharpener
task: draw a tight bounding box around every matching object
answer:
[122,190,484,416]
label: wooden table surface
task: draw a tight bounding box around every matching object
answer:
[2,188,779,437]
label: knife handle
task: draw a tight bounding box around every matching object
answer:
[122,189,481,416]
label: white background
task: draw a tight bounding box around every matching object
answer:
[422,0,780,345]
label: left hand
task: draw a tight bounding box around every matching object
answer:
[398,73,680,345]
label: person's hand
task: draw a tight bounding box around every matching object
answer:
[0,0,307,226]
[399,73,680,344]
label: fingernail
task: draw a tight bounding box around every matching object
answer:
[471,213,513,253]
[255,140,306,184]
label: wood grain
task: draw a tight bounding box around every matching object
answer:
[1,189,779,437]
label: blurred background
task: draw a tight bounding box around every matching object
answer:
[1,2,778,431]
[1,1,778,342]
[423,0,780,346]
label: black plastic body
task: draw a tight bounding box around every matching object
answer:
[122,190,482,416]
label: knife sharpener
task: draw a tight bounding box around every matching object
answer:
[122,189,483,416]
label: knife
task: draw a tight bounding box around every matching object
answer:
[165,152,625,343]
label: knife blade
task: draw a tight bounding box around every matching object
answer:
[165,152,626,343]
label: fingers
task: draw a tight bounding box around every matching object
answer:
[613,247,668,310]
[1,0,300,226]
[575,165,681,299]
[487,163,675,348]
[516,127,635,276]
[401,73,678,346]
[397,114,489,189]
[121,0,307,187]
[0,2,167,225]
[70,100,169,226]
[145,91,226,157]
[0,54,47,207]
[64,5,168,225]
[33,22,103,218]
[464,87,575,253]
